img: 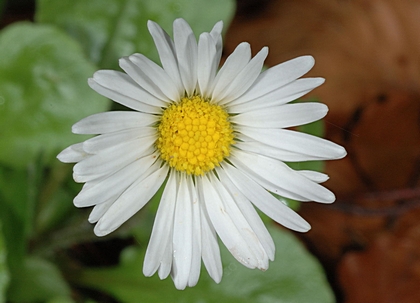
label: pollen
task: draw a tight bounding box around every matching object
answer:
[156,95,234,175]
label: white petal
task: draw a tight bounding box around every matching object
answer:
[216,166,275,260]
[187,176,202,287]
[88,197,114,223]
[74,153,158,207]
[199,198,222,283]
[73,135,155,181]
[210,174,269,270]
[237,127,347,160]
[72,111,158,135]
[233,55,315,104]
[231,149,336,203]
[227,154,310,202]
[57,143,88,163]
[158,240,173,279]
[231,102,328,128]
[211,42,251,101]
[147,20,183,93]
[209,21,223,62]
[235,140,314,162]
[143,171,177,277]
[94,162,169,236]
[88,71,164,113]
[217,47,268,104]
[220,162,311,232]
[171,172,193,290]
[209,173,269,269]
[128,53,180,101]
[200,174,261,269]
[118,57,166,102]
[82,127,155,154]
[229,78,325,113]
[197,33,218,98]
[173,18,198,96]
[298,170,330,183]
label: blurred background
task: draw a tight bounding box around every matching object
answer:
[1,0,420,302]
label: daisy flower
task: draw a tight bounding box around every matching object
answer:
[57,18,346,289]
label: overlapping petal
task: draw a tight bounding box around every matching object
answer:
[231,149,336,203]
[88,70,164,113]
[229,77,325,113]
[123,53,180,101]
[143,171,177,277]
[57,142,88,163]
[94,162,168,236]
[197,33,218,98]
[231,102,328,128]
[211,42,251,101]
[147,20,183,94]
[72,111,158,135]
[237,126,346,161]
[173,19,198,96]
[220,162,311,232]
[231,55,315,104]
[74,152,158,206]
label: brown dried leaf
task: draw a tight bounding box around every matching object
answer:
[338,208,420,303]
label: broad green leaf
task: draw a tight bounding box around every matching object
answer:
[7,256,71,303]
[0,223,9,303]
[46,297,76,303]
[0,22,109,168]
[0,166,36,270]
[35,186,76,235]
[36,0,235,69]
[77,226,334,303]
[34,162,78,235]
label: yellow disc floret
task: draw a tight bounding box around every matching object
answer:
[156,95,234,175]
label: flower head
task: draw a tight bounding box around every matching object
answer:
[58,18,346,289]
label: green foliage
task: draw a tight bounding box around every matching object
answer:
[36,0,234,69]
[0,224,9,303]
[0,166,34,270]
[0,22,109,168]
[7,256,71,303]
[77,226,334,303]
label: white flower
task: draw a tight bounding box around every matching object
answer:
[57,18,346,289]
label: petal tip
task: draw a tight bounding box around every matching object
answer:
[93,224,110,237]
[71,122,82,134]
[335,145,347,159]
[56,149,67,162]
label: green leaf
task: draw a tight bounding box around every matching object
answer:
[0,22,109,168]
[0,165,37,270]
[7,256,71,303]
[34,162,78,235]
[46,296,76,303]
[36,0,235,69]
[77,226,334,303]
[0,223,9,303]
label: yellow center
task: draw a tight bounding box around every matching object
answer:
[156,95,234,176]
